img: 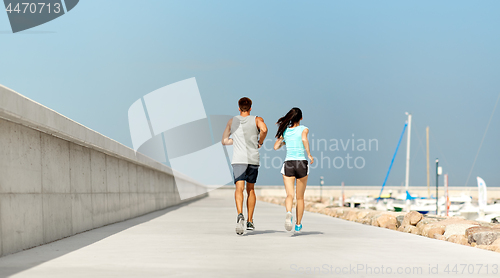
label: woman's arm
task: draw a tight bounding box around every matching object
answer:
[221,118,233,145]
[302,128,314,164]
[274,137,285,150]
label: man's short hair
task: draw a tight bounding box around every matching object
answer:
[238,97,252,112]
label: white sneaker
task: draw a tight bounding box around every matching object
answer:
[285,212,293,231]
[235,213,245,235]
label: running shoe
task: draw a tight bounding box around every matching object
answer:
[235,213,245,235]
[285,212,293,231]
[247,221,255,230]
[295,223,303,232]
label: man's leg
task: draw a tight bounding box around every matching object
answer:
[246,183,256,222]
[235,180,245,215]
[233,164,248,235]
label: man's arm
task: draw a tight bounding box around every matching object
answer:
[256,116,268,148]
[222,118,233,145]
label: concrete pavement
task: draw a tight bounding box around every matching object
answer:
[1,189,500,277]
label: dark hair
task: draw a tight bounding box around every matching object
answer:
[238,97,252,112]
[275,107,302,138]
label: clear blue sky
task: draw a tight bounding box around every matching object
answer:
[1,0,499,187]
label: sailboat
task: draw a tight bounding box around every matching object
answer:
[458,177,500,222]
[379,112,418,212]
[380,92,500,218]
[379,113,472,215]
[392,192,472,215]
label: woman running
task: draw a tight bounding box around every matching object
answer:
[274,107,314,232]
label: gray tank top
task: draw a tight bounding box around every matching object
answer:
[230,115,260,165]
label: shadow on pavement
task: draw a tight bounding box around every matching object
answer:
[243,230,286,236]
[0,197,204,278]
[290,231,324,237]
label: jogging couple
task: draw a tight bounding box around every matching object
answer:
[222,97,314,235]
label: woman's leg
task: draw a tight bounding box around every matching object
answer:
[283,175,296,212]
[296,175,308,225]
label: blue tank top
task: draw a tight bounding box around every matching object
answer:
[283,125,308,161]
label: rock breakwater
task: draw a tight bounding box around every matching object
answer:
[258,196,500,253]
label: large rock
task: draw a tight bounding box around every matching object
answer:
[444,224,478,239]
[358,212,377,225]
[401,224,418,234]
[354,210,368,221]
[435,235,446,241]
[447,235,469,246]
[334,208,348,219]
[355,210,374,223]
[433,217,478,227]
[335,208,347,219]
[369,213,383,224]
[316,207,327,216]
[492,238,500,247]
[358,211,379,224]
[419,217,478,238]
[407,211,423,225]
[428,227,445,239]
[338,207,349,216]
[375,214,398,230]
[416,218,440,236]
[347,210,359,221]
[466,226,500,245]
[308,203,320,213]
[320,208,332,217]
[396,215,405,228]
[399,211,424,231]
[326,208,338,217]
[398,211,423,232]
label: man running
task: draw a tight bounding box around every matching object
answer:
[222,97,268,235]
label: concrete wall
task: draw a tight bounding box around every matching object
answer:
[0,84,207,257]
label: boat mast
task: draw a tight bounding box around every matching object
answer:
[378,121,407,199]
[405,112,412,212]
[426,126,430,198]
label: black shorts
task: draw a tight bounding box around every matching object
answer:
[281,160,309,179]
[232,164,259,184]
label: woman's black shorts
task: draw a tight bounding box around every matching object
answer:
[281,160,309,179]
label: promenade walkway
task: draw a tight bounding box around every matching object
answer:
[1,190,500,277]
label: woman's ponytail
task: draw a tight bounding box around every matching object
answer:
[275,107,302,138]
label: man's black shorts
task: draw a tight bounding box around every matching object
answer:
[281,160,309,179]
[232,164,259,184]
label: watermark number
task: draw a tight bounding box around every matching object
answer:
[6,3,61,14]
